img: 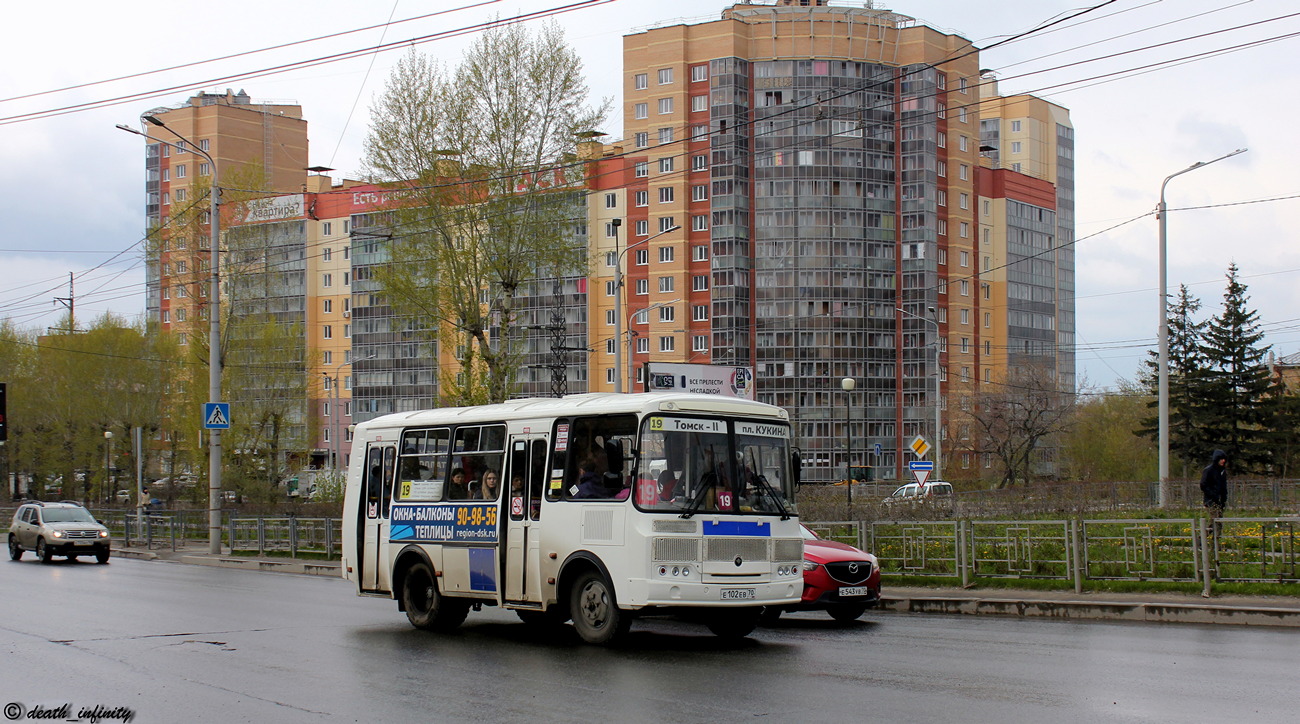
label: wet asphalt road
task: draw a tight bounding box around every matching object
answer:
[2,556,1295,723]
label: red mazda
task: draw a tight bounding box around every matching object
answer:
[763,525,881,623]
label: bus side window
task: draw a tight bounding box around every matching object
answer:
[365,448,384,517]
[381,446,397,518]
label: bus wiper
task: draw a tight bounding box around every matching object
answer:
[750,473,790,520]
[679,476,712,519]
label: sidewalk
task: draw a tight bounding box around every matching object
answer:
[115,546,1300,628]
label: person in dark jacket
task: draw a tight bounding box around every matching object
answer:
[1200,449,1228,517]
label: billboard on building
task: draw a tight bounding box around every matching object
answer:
[643,363,755,400]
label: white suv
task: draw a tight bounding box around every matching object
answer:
[8,501,112,564]
[883,481,954,506]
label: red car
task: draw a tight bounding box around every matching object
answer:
[763,525,881,623]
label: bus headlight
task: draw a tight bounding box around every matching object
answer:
[657,565,694,578]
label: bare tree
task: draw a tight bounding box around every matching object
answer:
[968,363,1075,487]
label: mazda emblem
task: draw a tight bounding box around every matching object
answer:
[848,562,859,574]
[734,556,743,567]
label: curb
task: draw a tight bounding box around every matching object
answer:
[177,555,341,577]
[879,593,1300,628]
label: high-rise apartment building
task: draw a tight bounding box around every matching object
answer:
[594,1,1073,483]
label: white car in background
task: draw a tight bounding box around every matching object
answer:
[883,481,954,506]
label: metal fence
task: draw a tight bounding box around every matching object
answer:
[806,516,1300,593]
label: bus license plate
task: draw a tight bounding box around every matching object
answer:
[720,588,756,601]
[839,586,871,597]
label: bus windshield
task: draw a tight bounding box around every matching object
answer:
[634,415,795,517]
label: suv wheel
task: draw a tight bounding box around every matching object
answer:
[36,538,54,564]
[8,535,22,561]
[96,549,111,565]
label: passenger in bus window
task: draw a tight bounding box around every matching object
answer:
[510,475,524,496]
[480,470,500,500]
[448,467,469,500]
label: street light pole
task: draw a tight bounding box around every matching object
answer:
[117,118,223,553]
[1157,148,1246,506]
[897,306,942,479]
[103,430,113,505]
[841,377,855,517]
[614,224,680,393]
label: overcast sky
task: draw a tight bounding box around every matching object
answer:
[3,0,1297,391]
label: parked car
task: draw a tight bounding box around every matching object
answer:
[883,481,954,506]
[8,501,111,564]
[762,524,881,623]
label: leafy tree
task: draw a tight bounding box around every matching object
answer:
[1062,382,1157,482]
[363,24,609,404]
[968,362,1075,487]
[1267,379,1300,479]
[1137,284,1210,477]
[1198,264,1274,472]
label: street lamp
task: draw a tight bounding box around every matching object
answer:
[841,377,856,517]
[1157,148,1246,506]
[897,305,942,480]
[613,223,680,392]
[324,354,375,474]
[626,298,681,393]
[103,430,114,505]
[117,117,223,553]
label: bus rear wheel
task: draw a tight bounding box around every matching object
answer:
[569,571,630,645]
[402,561,468,632]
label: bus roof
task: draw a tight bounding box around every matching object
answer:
[356,392,789,433]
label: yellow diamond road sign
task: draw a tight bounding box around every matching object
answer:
[910,435,931,459]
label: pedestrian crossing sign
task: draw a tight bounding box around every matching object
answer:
[204,402,231,429]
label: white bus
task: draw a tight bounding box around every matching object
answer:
[341,392,804,644]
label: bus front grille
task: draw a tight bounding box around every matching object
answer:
[704,538,769,563]
[653,537,701,562]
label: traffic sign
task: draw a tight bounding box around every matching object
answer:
[204,402,230,429]
[910,435,931,459]
[908,460,934,471]
[912,469,931,486]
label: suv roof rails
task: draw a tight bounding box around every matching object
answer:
[57,500,85,506]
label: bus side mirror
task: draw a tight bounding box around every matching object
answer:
[605,438,625,478]
[791,451,802,488]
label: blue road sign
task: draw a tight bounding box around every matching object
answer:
[204,402,231,429]
[873,443,882,457]
[908,460,934,471]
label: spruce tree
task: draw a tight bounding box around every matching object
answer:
[1198,264,1274,472]
[1137,284,1209,477]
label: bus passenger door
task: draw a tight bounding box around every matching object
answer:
[360,443,397,593]
[504,435,548,603]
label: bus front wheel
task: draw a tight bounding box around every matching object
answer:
[402,561,468,632]
[569,570,630,645]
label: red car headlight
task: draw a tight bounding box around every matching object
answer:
[802,559,821,572]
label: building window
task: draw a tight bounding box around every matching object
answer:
[692,95,708,113]
[161,191,170,205]
[659,246,674,263]
[176,164,187,178]
[323,325,333,339]
[636,279,648,296]
[658,68,673,85]
[658,187,674,203]
[634,103,648,119]
[692,185,708,202]
[937,190,947,207]
[343,272,350,286]
[959,251,970,267]
[937,161,946,177]
[199,163,210,176]
[693,304,709,321]
[659,216,676,232]
[659,305,675,322]
[959,106,968,123]
[1011,120,1022,132]
[692,65,708,82]
[324,299,333,314]
[959,280,970,296]
[634,73,648,90]
[635,249,648,266]
[984,312,991,328]
[1011,141,1022,154]
[960,222,970,238]
[958,136,968,152]
[659,336,675,352]
[659,157,674,173]
[693,245,709,262]
[635,190,648,207]
[161,168,169,182]
[693,335,708,352]
[960,308,970,325]
[693,275,709,291]
[960,164,970,181]
[635,219,649,236]
[322,273,332,287]
[606,368,616,383]
[605,193,617,209]
[637,337,649,353]
[658,98,673,115]
[323,221,333,236]
[937,133,946,149]
[606,280,616,296]
[937,219,947,236]
[635,132,648,148]
[199,139,209,151]
[659,127,673,144]
[960,338,970,353]
[937,103,946,119]
[692,214,708,231]
[634,161,648,178]
[692,154,707,171]
[606,309,616,326]
[658,276,674,293]
[606,222,619,238]
[344,324,351,338]
[175,188,187,202]
[982,199,991,216]
[161,310,170,323]
[692,124,708,139]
